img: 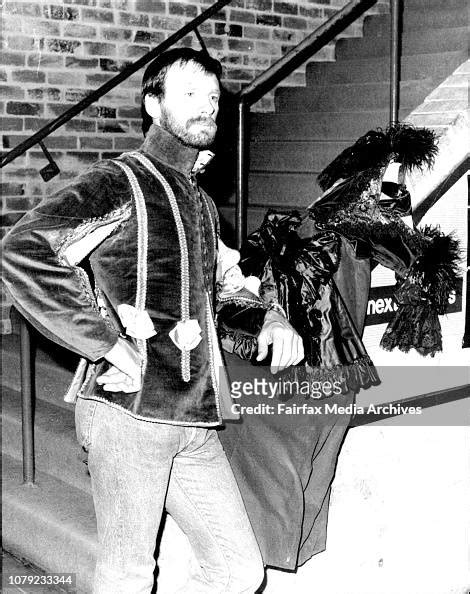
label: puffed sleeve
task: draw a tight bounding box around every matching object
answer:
[378,224,461,356]
[216,237,267,360]
[311,179,461,356]
[335,204,461,357]
[217,211,341,365]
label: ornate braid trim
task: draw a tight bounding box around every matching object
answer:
[56,203,132,329]
[113,160,149,378]
[56,203,132,263]
[128,152,191,382]
[217,295,267,308]
[113,163,147,310]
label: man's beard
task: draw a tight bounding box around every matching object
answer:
[160,107,217,149]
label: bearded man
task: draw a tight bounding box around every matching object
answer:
[2,48,303,593]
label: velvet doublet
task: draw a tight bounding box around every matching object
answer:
[3,125,223,425]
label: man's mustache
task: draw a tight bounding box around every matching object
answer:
[188,116,216,128]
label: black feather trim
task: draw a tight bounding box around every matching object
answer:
[387,125,438,172]
[407,225,461,312]
[318,123,438,191]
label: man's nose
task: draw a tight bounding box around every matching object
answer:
[200,96,217,117]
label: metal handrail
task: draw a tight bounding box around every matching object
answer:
[234,0,404,248]
[20,318,35,486]
[0,0,232,171]
[413,154,470,225]
[238,0,376,106]
[389,0,401,124]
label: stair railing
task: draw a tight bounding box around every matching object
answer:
[19,318,35,485]
[413,155,470,225]
[413,154,470,352]
[234,0,404,248]
[0,0,232,176]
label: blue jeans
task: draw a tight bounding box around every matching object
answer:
[75,398,264,594]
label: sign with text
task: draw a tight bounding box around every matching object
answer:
[365,278,463,326]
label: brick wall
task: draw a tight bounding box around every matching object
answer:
[0,0,387,332]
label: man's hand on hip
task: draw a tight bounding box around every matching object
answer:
[256,309,304,374]
[98,336,143,393]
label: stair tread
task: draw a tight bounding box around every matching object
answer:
[249,140,352,173]
[308,50,466,69]
[2,384,76,436]
[306,51,466,85]
[2,453,96,540]
[404,0,467,6]
[274,78,433,112]
[364,11,467,32]
[280,78,435,91]
[249,109,398,141]
[335,26,468,59]
[1,385,92,494]
[2,332,76,408]
[248,172,322,209]
[2,454,96,593]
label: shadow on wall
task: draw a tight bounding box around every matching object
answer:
[199,88,239,244]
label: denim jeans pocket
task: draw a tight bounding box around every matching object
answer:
[75,397,98,452]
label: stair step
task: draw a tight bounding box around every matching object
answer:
[249,109,408,141]
[335,27,468,60]
[275,79,433,113]
[363,10,466,34]
[248,172,320,209]
[250,140,351,173]
[403,0,468,8]
[2,386,92,494]
[2,332,76,410]
[220,173,322,210]
[2,453,96,594]
[306,51,466,85]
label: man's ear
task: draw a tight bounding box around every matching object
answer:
[144,94,162,125]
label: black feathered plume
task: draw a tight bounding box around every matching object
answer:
[410,225,461,313]
[318,123,438,191]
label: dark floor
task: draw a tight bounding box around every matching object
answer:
[2,550,75,594]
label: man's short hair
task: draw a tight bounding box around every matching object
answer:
[141,48,223,136]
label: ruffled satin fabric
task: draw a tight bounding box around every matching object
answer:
[309,169,459,357]
[218,210,380,395]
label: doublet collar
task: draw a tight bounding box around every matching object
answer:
[141,124,203,176]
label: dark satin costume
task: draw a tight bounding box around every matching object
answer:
[217,125,460,569]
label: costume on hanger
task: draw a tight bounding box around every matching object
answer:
[217,124,461,569]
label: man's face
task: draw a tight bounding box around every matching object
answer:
[148,61,220,149]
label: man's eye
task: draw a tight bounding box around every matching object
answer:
[211,95,220,103]
[186,91,194,97]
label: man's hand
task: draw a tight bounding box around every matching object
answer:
[256,309,304,374]
[97,336,142,393]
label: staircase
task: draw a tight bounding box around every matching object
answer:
[218,0,468,234]
[1,0,468,591]
[1,326,99,592]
